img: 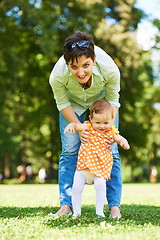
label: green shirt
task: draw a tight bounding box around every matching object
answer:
[49,46,120,116]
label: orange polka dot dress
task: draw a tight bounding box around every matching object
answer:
[76,122,118,180]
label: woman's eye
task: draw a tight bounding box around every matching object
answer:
[84,64,89,68]
[71,65,77,70]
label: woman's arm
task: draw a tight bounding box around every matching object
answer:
[112,107,118,124]
[61,106,81,123]
[95,46,120,109]
[49,56,74,113]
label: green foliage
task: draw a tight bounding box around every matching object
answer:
[0,0,159,180]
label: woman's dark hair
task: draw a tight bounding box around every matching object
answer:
[63,31,95,64]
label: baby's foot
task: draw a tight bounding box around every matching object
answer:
[72,213,81,218]
[96,214,105,219]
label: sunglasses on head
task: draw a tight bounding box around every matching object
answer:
[65,40,90,51]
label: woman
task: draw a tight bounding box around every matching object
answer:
[49,31,121,218]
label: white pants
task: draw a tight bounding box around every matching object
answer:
[72,170,106,217]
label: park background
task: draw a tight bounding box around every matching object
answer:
[0,0,160,184]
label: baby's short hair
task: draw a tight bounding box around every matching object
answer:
[90,99,114,119]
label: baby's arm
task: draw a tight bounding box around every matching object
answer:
[113,134,130,150]
[64,122,88,134]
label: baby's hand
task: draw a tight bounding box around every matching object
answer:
[120,139,130,150]
[64,123,76,134]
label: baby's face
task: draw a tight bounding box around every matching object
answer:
[90,112,112,133]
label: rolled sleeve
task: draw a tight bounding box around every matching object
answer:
[49,59,71,111]
[52,85,71,111]
[105,65,120,108]
[95,46,120,108]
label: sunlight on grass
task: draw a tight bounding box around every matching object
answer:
[0,184,159,240]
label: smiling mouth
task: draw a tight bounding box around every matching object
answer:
[98,129,106,132]
[78,75,86,79]
[99,127,109,131]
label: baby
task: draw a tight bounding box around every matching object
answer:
[64,99,130,218]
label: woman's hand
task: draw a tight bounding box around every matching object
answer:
[79,130,91,143]
[79,131,115,146]
[105,138,115,148]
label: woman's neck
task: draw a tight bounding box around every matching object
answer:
[80,76,92,89]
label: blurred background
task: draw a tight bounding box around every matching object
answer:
[0,0,160,184]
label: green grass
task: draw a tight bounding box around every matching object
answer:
[0,184,159,240]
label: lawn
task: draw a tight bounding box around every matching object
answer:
[0,183,159,240]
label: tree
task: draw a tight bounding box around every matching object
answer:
[0,0,158,182]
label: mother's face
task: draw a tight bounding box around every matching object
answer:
[68,55,96,84]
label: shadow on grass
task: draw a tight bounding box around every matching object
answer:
[0,204,159,228]
[0,206,55,219]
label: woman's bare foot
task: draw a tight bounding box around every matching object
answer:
[110,206,121,218]
[55,205,71,216]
